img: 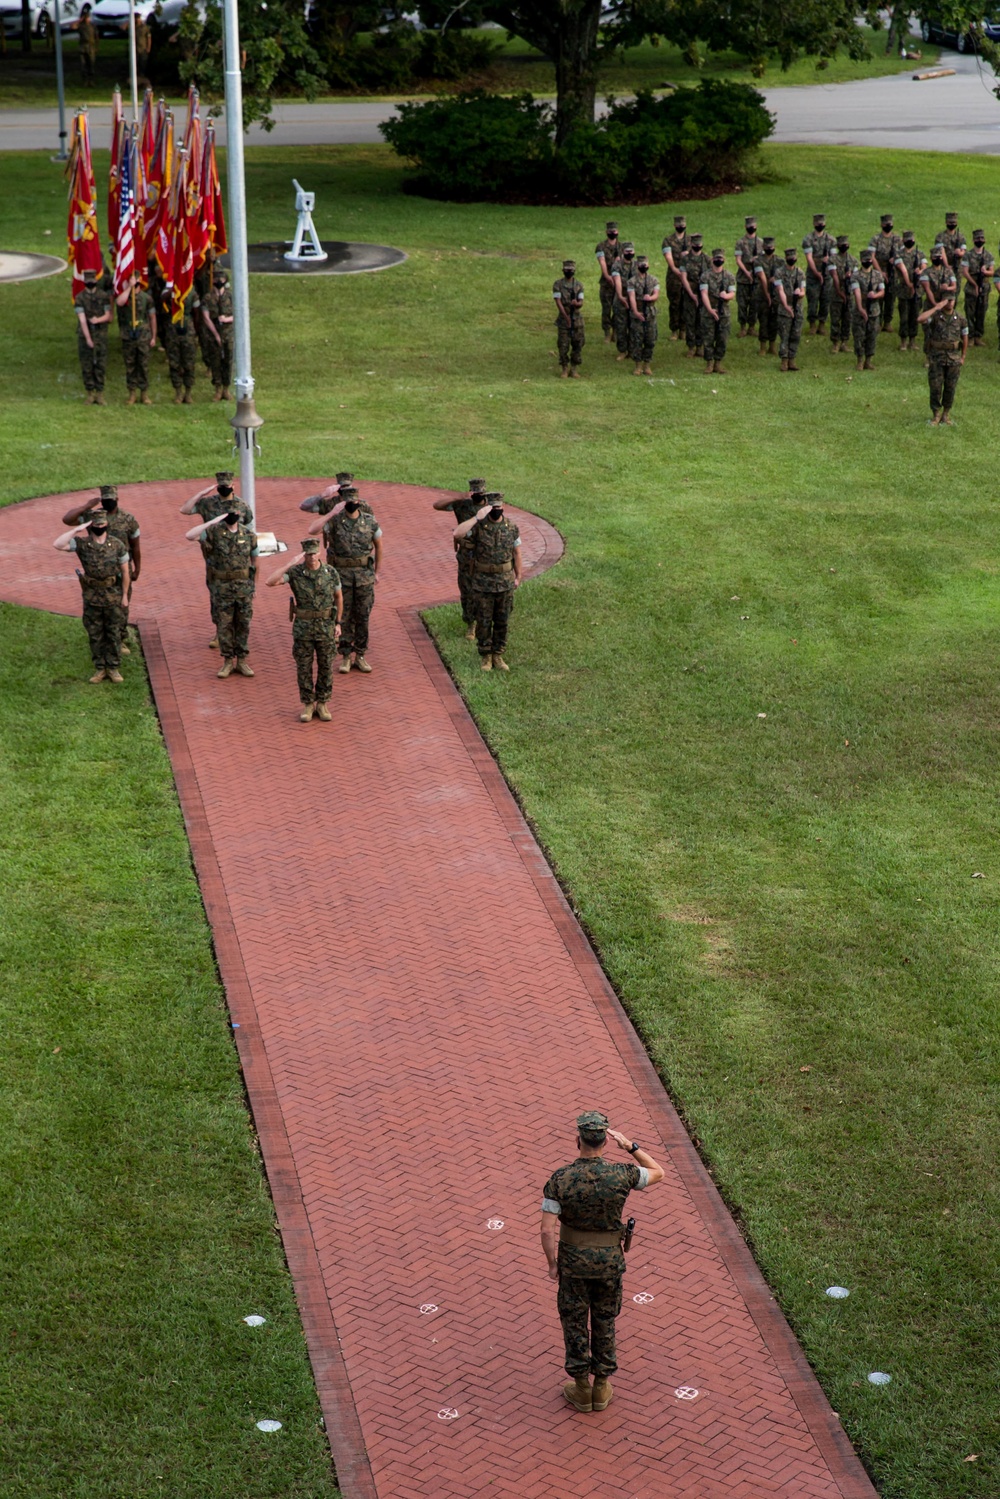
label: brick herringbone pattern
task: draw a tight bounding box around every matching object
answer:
[0,480,876,1499]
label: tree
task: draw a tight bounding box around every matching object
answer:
[177,0,325,130]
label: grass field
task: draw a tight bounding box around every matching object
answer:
[0,24,936,106]
[1,141,999,1496]
[0,604,339,1497]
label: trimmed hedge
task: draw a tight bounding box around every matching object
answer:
[380,81,775,204]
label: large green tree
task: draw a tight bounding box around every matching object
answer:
[177,0,325,130]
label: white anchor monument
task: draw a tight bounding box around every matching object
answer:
[284,179,328,263]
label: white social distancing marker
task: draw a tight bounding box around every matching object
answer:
[632,1292,654,1305]
[419,1304,439,1315]
[437,1408,460,1421]
[675,1386,700,1401]
[256,1419,282,1432]
[243,1314,266,1326]
[486,1218,504,1231]
[825,1286,850,1300]
[868,1372,892,1386]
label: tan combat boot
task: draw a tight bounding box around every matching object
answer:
[213,385,224,401]
[559,365,569,379]
[217,659,235,678]
[616,352,629,362]
[89,668,107,683]
[643,363,653,374]
[480,655,493,671]
[299,702,316,723]
[780,357,789,372]
[768,340,776,355]
[570,367,582,379]
[106,669,124,683]
[353,656,372,673]
[788,360,800,371]
[315,702,332,721]
[591,1376,614,1411]
[563,1376,592,1412]
[808,320,816,335]
[93,392,106,405]
[738,326,747,338]
[856,357,864,371]
[492,654,509,671]
[817,320,827,335]
[182,387,193,404]
[127,389,138,406]
[338,654,353,673]
[208,635,219,650]
[234,658,254,677]
[864,358,875,370]
[140,390,152,404]
[715,362,728,373]
[464,624,476,641]
[173,390,184,405]
[757,340,767,356]
[633,362,643,375]
[84,391,95,404]
[899,340,907,352]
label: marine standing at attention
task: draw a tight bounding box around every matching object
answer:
[595,221,620,343]
[541,1111,663,1413]
[627,253,659,376]
[75,266,113,405]
[553,259,585,378]
[734,215,763,340]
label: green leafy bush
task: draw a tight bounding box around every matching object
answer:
[379,81,774,203]
[322,23,497,93]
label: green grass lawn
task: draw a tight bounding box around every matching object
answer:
[0,24,937,107]
[1,141,999,1497]
[0,605,340,1499]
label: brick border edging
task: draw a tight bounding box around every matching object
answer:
[401,606,880,1499]
[140,620,378,1499]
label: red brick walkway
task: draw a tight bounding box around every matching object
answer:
[0,480,876,1499]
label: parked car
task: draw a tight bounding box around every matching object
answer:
[0,0,81,39]
[921,11,1000,50]
[89,0,159,37]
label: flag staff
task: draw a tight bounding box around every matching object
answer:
[127,0,139,122]
[221,0,262,529]
[52,0,68,161]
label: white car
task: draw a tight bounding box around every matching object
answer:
[0,0,81,38]
[89,0,158,37]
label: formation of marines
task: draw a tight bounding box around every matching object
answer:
[564,208,989,421]
[73,255,234,406]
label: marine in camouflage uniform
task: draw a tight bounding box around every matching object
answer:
[74,268,113,403]
[959,232,994,345]
[934,213,965,273]
[868,215,902,331]
[453,494,522,671]
[312,493,382,672]
[54,508,129,681]
[553,260,585,377]
[773,249,806,371]
[610,242,636,359]
[893,234,924,350]
[180,473,252,647]
[802,214,835,332]
[753,237,779,354]
[62,484,141,647]
[660,215,688,339]
[918,292,967,425]
[679,234,709,356]
[850,250,885,369]
[193,515,259,674]
[734,217,763,337]
[827,237,857,352]
[540,1111,661,1413]
[198,270,235,398]
[594,221,620,341]
[699,250,736,372]
[919,249,951,362]
[626,255,659,373]
[166,289,199,403]
[433,478,487,638]
[266,538,343,721]
[76,4,98,83]
[115,277,156,403]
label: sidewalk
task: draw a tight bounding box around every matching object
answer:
[0,478,877,1499]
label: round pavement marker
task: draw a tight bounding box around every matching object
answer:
[632,1292,655,1305]
[867,1372,892,1386]
[243,1314,266,1326]
[236,241,406,276]
[486,1217,504,1230]
[256,1419,283,1432]
[0,251,66,284]
[675,1386,700,1401]
[419,1304,439,1315]
[825,1286,850,1299]
[437,1408,460,1421]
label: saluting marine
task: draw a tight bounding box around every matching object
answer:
[308,488,382,674]
[432,477,488,640]
[452,493,522,672]
[266,537,343,722]
[53,503,129,682]
[61,484,141,649]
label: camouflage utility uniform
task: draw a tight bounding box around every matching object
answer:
[828,249,858,348]
[71,531,129,670]
[660,229,688,336]
[166,291,199,398]
[925,307,967,416]
[869,227,902,329]
[850,262,884,362]
[542,1157,648,1378]
[595,235,619,338]
[75,281,111,395]
[934,224,965,273]
[553,275,585,369]
[893,244,923,344]
[285,560,341,707]
[753,248,779,348]
[468,515,520,661]
[203,522,257,661]
[700,265,735,367]
[681,245,710,353]
[802,228,835,326]
[734,231,763,334]
[439,494,482,627]
[103,502,140,629]
[773,261,806,364]
[199,282,234,391]
[919,261,951,357]
[628,269,659,364]
[193,489,251,633]
[324,509,380,662]
[610,250,635,356]
[961,243,994,342]
[117,287,154,395]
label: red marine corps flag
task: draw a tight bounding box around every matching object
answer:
[66,109,103,300]
[144,105,174,270]
[108,87,125,245]
[200,120,227,260]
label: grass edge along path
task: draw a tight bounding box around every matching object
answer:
[0,602,340,1499]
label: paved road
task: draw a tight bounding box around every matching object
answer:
[1,48,997,153]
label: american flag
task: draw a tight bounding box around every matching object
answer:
[113,142,136,297]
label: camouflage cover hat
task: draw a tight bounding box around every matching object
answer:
[301,537,320,553]
[82,268,96,281]
[711,247,724,257]
[674,215,686,225]
[562,259,576,271]
[881,212,893,222]
[86,508,108,525]
[336,471,355,484]
[216,470,235,484]
[99,484,118,501]
[576,1110,609,1142]
[485,491,504,502]
[946,210,958,220]
[837,235,850,248]
[605,220,618,231]
[689,232,703,244]
[621,241,635,253]
[785,247,798,256]
[469,478,487,490]
[744,214,757,224]
[813,212,826,222]
[339,485,359,498]
[762,235,776,246]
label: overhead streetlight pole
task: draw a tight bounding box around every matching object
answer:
[52,0,67,161]
[127,0,139,121]
[221,0,263,529]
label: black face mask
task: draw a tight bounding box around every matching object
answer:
[607,231,618,239]
[225,511,240,525]
[975,237,986,247]
[932,254,945,264]
[218,485,233,499]
[102,499,118,513]
[344,501,360,515]
[903,237,915,247]
[637,262,649,273]
[746,223,756,231]
[88,523,108,536]
[861,257,874,267]
[881,221,893,229]
[838,244,849,253]
[489,506,504,521]
[785,255,797,266]
[712,257,724,267]
[814,221,826,229]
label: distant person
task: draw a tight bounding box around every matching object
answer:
[185,508,259,679]
[679,232,709,358]
[553,259,585,378]
[180,472,251,650]
[868,214,901,331]
[850,247,885,371]
[307,488,382,674]
[73,3,99,84]
[74,266,112,405]
[594,220,620,343]
[61,484,141,649]
[660,215,688,342]
[265,538,342,722]
[802,213,834,334]
[197,267,234,400]
[893,231,924,352]
[934,211,965,273]
[959,230,994,347]
[699,247,736,374]
[753,235,779,356]
[828,235,857,354]
[627,253,659,375]
[52,505,129,683]
[773,246,806,371]
[432,478,488,641]
[610,240,636,361]
[918,284,967,426]
[734,215,763,339]
[115,274,156,404]
[452,493,521,672]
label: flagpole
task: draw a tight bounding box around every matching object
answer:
[52,0,68,161]
[127,0,139,122]
[221,0,262,529]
